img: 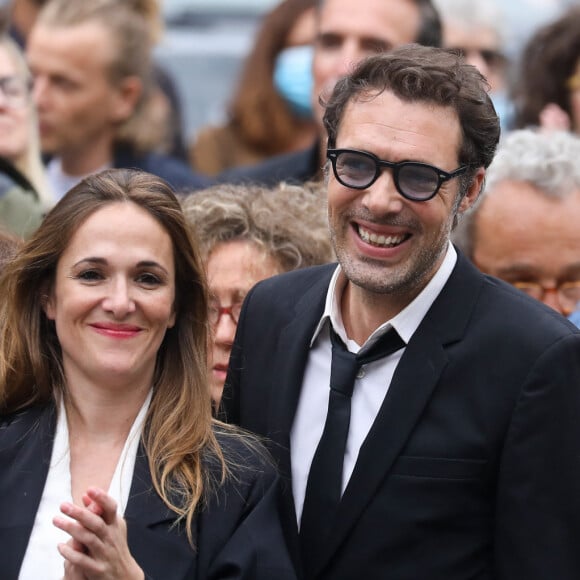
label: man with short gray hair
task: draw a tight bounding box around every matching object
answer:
[454,128,580,316]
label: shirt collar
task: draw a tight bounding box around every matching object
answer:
[310,243,457,350]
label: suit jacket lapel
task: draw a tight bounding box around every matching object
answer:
[124,447,196,578]
[0,405,55,578]
[124,447,174,526]
[310,252,485,574]
[267,267,334,471]
[265,266,334,562]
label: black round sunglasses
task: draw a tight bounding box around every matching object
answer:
[327,148,468,201]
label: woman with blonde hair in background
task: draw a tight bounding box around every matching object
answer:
[0,33,53,237]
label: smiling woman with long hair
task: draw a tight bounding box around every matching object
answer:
[0,168,296,580]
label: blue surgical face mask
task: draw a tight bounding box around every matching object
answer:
[273,44,314,119]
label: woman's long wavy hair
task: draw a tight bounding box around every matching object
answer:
[0,34,53,207]
[0,168,223,544]
[513,7,580,130]
[228,0,317,154]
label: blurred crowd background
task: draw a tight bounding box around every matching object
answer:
[0,0,579,147]
[2,0,580,242]
[155,0,578,143]
[3,0,572,144]
[1,0,579,185]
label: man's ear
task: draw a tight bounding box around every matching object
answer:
[458,167,486,214]
[111,75,143,123]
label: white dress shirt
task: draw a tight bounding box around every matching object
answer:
[18,392,151,580]
[291,244,457,524]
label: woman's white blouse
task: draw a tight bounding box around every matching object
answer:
[18,392,152,580]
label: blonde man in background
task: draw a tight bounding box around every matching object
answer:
[26,0,207,199]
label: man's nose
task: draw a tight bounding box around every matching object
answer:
[335,40,364,76]
[31,76,48,107]
[212,312,237,346]
[362,170,405,214]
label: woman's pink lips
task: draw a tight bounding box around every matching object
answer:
[90,323,142,338]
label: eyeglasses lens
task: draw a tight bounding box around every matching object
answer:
[561,283,580,306]
[0,76,29,107]
[208,302,242,325]
[335,151,440,199]
[514,282,580,313]
[398,164,439,198]
[335,151,376,188]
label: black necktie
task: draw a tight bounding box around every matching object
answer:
[299,325,405,573]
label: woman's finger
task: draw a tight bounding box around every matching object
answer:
[59,502,108,537]
[66,535,87,557]
[63,496,105,555]
[85,487,118,526]
[53,515,103,555]
[58,542,102,576]
[83,492,105,517]
[63,558,86,580]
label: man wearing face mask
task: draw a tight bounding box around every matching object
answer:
[218,0,442,186]
[189,0,319,177]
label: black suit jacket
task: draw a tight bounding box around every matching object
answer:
[222,253,580,580]
[114,145,213,193]
[0,404,297,580]
[217,142,321,187]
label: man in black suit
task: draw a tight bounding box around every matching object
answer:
[218,0,442,186]
[222,44,580,580]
